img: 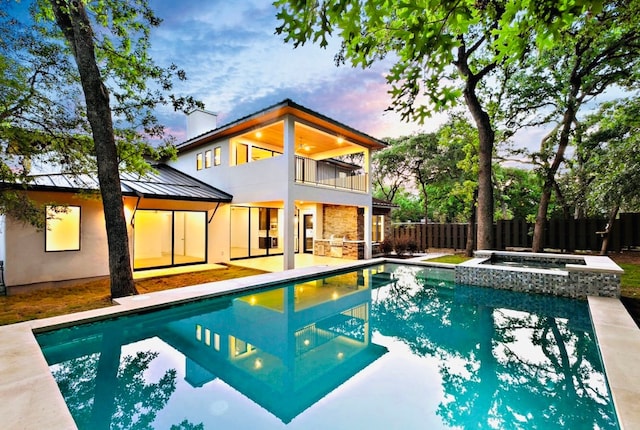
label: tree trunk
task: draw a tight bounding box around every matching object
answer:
[531,112,575,253]
[600,205,620,255]
[414,162,429,251]
[51,1,137,298]
[464,88,494,250]
[465,190,478,257]
[90,331,123,429]
[532,76,579,252]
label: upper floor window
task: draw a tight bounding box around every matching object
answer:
[204,150,212,168]
[196,153,203,170]
[214,147,221,166]
[235,143,282,166]
[45,205,81,252]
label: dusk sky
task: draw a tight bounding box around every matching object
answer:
[147,0,448,143]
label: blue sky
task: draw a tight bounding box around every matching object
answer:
[147,0,445,142]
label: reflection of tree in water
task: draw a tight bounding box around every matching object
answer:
[371,267,618,429]
[52,344,201,430]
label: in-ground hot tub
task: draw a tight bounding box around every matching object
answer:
[455,250,623,298]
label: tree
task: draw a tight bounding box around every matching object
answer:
[502,1,640,251]
[579,98,640,254]
[0,1,92,227]
[274,0,600,250]
[3,0,202,297]
[371,141,414,203]
[48,0,137,297]
[493,167,543,221]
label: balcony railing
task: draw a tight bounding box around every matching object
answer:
[295,156,368,192]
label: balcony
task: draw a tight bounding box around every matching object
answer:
[295,156,368,193]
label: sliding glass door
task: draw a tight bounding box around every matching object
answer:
[230,206,284,259]
[134,209,207,270]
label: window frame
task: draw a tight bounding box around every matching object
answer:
[204,150,212,168]
[45,205,81,252]
[213,147,221,166]
[196,152,203,170]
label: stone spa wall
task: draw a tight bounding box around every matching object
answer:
[455,250,623,299]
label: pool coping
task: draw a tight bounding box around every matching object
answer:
[0,258,638,429]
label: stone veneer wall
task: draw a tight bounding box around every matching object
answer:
[455,265,621,299]
[314,205,366,260]
[342,242,364,259]
[322,205,363,240]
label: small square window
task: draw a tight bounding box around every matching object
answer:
[196,153,203,170]
[45,205,81,252]
[214,147,221,166]
[204,150,212,168]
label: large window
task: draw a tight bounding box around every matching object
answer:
[45,205,81,252]
[133,209,206,269]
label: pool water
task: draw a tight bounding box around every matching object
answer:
[37,263,619,429]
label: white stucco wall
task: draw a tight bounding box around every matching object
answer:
[5,192,110,287]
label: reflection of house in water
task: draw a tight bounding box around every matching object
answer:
[159,268,392,423]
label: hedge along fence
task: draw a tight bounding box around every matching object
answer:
[391,213,640,252]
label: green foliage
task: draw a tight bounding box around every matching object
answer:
[493,167,544,221]
[0,0,197,226]
[375,117,547,224]
[571,97,640,215]
[275,0,599,123]
[389,189,423,222]
[275,0,610,249]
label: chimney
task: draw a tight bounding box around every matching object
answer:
[186,109,218,140]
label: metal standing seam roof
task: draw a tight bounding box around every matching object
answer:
[12,164,233,203]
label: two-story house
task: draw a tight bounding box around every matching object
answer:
[168,99,386,271]
[0,99,387,290]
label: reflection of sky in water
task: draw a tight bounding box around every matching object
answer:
[123,334,448,429]
[39,263,619,429]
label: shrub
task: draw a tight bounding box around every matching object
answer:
[380,238,394,255]
[394,238,408,256]
[407,240,419,255]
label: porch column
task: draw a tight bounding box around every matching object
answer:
[364,147,373,259]
[364,203,372,259]
[283,115,296,270]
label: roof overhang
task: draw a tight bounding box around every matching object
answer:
[176,99,387,154]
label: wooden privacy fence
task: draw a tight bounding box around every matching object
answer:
[391,213,640,252]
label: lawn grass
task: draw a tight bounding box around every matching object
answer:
[0,265,266,326]
[619,263,640,297]
[425,254,472,264]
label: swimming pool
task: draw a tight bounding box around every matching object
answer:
[36,263,619,429]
